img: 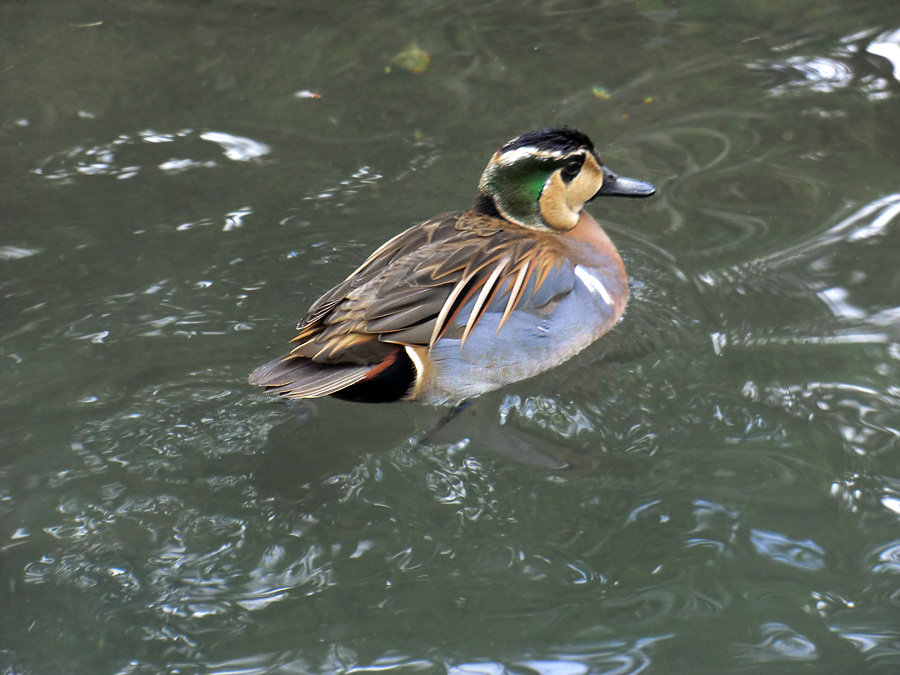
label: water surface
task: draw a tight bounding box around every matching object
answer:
[2,1,900,673]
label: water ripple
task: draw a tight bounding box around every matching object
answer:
[736,622,817,663]
[749,529,825,571]
[33,128,270,183]
[698,192,900,293]
[868,28,900,82]
[756,55,855,96]
[751,25,900,101]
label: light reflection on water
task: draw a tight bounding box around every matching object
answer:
[32,129,270,182]
[752,25,900,101]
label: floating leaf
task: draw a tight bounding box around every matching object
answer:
[388,43,430,74]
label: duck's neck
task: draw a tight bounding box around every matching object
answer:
[564,210,628,310]
[472,191,501,218]
[565,209,615,250]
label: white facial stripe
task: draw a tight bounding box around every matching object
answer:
[496,146,567,165]
[574,265,613,306]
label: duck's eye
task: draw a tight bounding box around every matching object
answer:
[560,158,584,183]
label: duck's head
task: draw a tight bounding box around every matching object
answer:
[476,126,655,231]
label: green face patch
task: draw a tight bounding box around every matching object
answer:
[485,156,566,227]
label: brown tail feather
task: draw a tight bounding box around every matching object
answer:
[248,355,371,399]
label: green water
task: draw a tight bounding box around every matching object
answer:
[2,1,900,673]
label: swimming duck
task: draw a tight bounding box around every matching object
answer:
[250,127,655,405]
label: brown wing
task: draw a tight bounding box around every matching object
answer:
[250,211,563,398]
[290,212,565,357]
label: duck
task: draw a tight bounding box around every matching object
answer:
[249,127,655,406]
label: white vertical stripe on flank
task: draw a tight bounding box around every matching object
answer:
[574,265,613,306]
